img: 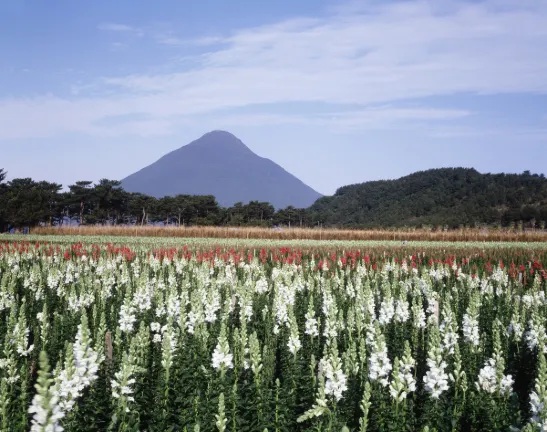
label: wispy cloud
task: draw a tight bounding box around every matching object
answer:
[109,42,127,51]
[154,33,225,47]
[427,125,547,140]
[97,22,143,36]
[195,107,471,130]
[2,0,547,139]
[154,34,186,46]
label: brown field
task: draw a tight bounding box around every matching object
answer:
[31,225,547,242]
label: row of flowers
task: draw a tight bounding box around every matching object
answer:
[0,242,546,430]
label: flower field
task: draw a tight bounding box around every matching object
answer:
[1,239,547,431]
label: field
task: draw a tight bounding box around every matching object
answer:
[32,224,547,243]
[1,236,547,431]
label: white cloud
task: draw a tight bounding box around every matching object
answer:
[154,35,186,46]
[155,34,224,46]
[205,107,471,130]
[2,0,547,139]
[427,125,547,140]
[97,22,143,36]
[110,42,127,51]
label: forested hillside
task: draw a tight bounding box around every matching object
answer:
[1,167,546,231]
[310,168,547,228]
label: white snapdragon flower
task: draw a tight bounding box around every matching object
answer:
[287,335,301,355]
[255,278,269,294]
[424,327,449,399]
[319,351,347,402]
[305,311,319,337]
[118,305,137,333]
[212,325,233,371]
[369,333,392,387]
[54,318,103,413]
[423,358,449,399]
[476,359,497,394]
[378,298,394,326]
[526,320,547,353]
[29,391,65,432]
[500,375,514,395]
[462,314,480,347]
[211,346,233,371]
[13,324,34,357]
[507,322,523,341]
[529,353,547,429]
[394,299,410,323]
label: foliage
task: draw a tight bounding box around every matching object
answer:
[0,239,546,430]
[2,167,546,232]
[0,169,309,231]
[310,168,547,228]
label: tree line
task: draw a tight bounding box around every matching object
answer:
[310,167,547,229]
[2,167,547,232]
[0,169,314,232]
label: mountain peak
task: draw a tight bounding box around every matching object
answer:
[203,130,237,139]
[121,132,322,208]
[186,130,253,154]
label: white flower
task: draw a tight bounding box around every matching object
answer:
[526,320,547,353]
[211,343,233,370]
[54,320,103,412]
[500,375,514,395]
[204,293,221,323]
[13,324,34,357]
[507,322,523,340]
[423,359,449,399]
[369,345,392,387]
[118,305,137,333]
[413,306,426,329]
[394,299,410,323]
[287,335,301,355]
[111,365,137,414]
[305,312,319,337]
[530,391,545,424]
[324,368,347,402]
[378,298,394,326]
[319,354,348,402]
[476,359,497,393]
[255,278,269,294]
[463,314,480,346]
[476,357,513,396]
[29,393,65,432]
[441,329,459,355]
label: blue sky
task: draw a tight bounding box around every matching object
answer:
[1,0,546,195]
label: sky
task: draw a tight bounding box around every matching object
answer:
[1,0,547,196]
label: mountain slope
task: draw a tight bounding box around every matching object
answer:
[121,131,322,209]
[310,168,547,228]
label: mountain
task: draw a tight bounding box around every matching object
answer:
[310,168,547,228]
[121,131,322,209]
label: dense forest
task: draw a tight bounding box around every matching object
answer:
[1,167,546,231]
[0,168,310,232]
[311,168,547,228]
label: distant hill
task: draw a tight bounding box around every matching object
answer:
[310,168,547,228]
[121,131,322,209]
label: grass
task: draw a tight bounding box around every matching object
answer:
[29,224,547,242]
